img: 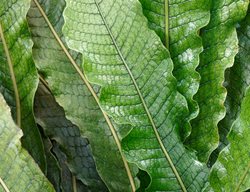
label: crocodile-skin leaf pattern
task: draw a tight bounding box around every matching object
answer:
[139,0,210,138]
[50,142,89,192]
[63,0,209,191]
[0,94,54,192]
[209,6,250,165]
[187,0,249,162]
[41,137,61,191]
[210,86,250,191]
[28,0,138,191]
[34,82,105,190]
[0,0,45,170]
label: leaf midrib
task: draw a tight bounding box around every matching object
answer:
[0,177,10,192]
[165,0,169,49]
[0,22,21,127]
[94,1,186,191]
[32,1,136,191]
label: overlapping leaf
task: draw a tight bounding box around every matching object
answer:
[50,141,89,192]
[0,0,45,169]
[209,6,250,165]
[28,0,138,191]
[34,82,105,191]
[209,86,250,191]
[139,0,210,138]
[187,0,249,162]
[63,0,209,191]
[0,93,54,192]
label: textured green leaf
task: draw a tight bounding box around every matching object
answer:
[28,0,138,191]
[187,0,249,162]
[209,6,250,165]
[138,0,210,137]
[209,86,250,191]
[34,81,105,191]
[63,0,209,191]
[51,142,89,192]
[0,93,54,192]
[0,0,45,169]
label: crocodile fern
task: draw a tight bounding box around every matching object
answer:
[0,0,249,191]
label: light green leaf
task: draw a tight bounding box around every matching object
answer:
[209,6,250,165]
[34,81,105,191]
[28,0,138,191]
[209,86,250,191]
[187,0,249,162]
[63,0,209,191]
[0,0,45,169]
[138,0,210,138]
[0,93,54,192]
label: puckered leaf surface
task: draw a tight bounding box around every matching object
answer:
[0,0,45,169]
[187,0,249,162]
[63,0,209,191]
[41,137,62,192]
[28,0,138,191]
[209,86,250,191]
[34,82,104,191]
[138,0,210,137]
[209,6,250,165]
[0,94,54,192]
[49,141,89,192]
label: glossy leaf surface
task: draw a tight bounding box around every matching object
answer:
[209,86,250,191]
[139,0,210,136]
[63,0,209,191]
[210,6,250,165]
[28,0,138,191]
[187,0,249,162]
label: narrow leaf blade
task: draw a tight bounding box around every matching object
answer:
[139,0,210,138]
[0,0,45,169]
[210,86,250,191]
[187,0,249,162]
[34,82,105,190]
[209,5,250,165]
[0,93,54,192]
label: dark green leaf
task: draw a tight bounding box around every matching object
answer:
[34,82,105,191]
[42,136,62,192]
[51,142,89,192]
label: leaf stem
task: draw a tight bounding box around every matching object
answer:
[72,175,77,192]
[0,23,21,127]
[94,1,186,191]
[32,1,136,191]
[165,0,169,49]
[0,177,10,192]
[234,162,250,192]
